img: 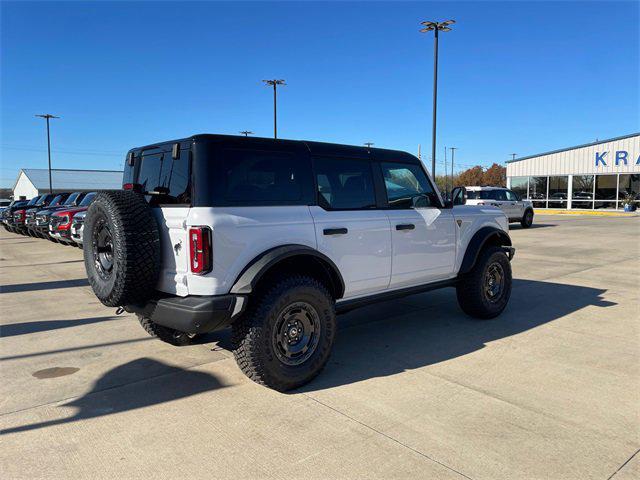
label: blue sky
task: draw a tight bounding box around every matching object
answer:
[1,1,638,188]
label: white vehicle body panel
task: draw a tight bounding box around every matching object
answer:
[186,206,316,296]
[309,205,392,298]
[154,202,509,300]
[385,207,456,288]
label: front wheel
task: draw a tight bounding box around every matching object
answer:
[456,246,512,319]
[232,275,336,392]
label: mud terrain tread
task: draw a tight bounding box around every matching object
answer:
[232,275,335,392]
[456,245,512,319]
[137,314,198,347]
[84,190,160,307]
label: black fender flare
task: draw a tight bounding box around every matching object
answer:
[230,244,345,299]
[459,227,512,275]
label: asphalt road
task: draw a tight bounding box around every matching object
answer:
[1,215,639,479]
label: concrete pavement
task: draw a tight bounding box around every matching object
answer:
[1,215,639,479]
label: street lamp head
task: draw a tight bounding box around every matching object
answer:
[35,114,60,119]
[263,79,286,86]
[420,19,455,32]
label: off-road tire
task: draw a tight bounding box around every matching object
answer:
[456,246,512,319]
[232,275,336,392]
[521,209,534,228]
[83,190,160,307]
[137,315,200,347]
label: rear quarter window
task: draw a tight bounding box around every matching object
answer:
[209,148,314,206]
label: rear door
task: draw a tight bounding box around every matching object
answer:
[309,156,391,298]
[505,190,524,219]
[379,161,456,287]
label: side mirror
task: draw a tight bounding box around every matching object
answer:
[451,186,467,206]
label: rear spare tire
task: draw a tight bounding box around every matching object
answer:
[83,190,160,307]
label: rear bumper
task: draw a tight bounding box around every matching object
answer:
[125,294,246,334]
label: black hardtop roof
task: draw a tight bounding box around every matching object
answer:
[129,134,420,164]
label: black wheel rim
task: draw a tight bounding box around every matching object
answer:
[92,218,114,279]
[484,262,505,303]
[272,301,321,366]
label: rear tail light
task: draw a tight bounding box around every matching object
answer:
[123,183,143,192]
[189,227,212,275]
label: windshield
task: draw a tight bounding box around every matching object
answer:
[64,192,81,205]
[79,192,96,207]
[49,195,64,207]
[27,196,41,206]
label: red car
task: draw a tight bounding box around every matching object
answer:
[49,207,88,244]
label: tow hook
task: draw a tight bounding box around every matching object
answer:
[503,246,516,261]
[115,306,125,315]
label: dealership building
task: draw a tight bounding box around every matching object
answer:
[506,133,639,210]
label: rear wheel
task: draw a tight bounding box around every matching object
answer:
[232,275,336,391]
[137,315,200,347]
[456,246,512,319]
[521,209,534,228]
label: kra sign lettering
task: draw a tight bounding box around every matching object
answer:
[595,151,640,166]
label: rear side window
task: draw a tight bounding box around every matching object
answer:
[314,157,376,209]
[467,190,495,200]
[211,149,312,206]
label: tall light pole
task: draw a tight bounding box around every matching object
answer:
[420,19,455,178]
[240,130,254,137]
[35,114,60,193]
[262,79,286,139]
[364,142,374,148]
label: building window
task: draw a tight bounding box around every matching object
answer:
[618,174,640,206]
[572,175,594,209]
[529,176,548,208]
[548,176,568,209]
[510,177,528,199]
[594,175,617,209]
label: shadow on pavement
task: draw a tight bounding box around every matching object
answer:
[1,316,120,338]
[509,223,556,230]
[2,358,229,435]
[299,279,615,392]
[0,278,89,294]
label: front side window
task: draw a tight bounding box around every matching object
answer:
[314,157,376,209]
[381,162,438,208]
[506,191,519,201]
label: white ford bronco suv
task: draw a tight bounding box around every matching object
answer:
[83,135,515,391]
[465,186,535,228]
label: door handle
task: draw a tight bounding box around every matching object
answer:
[396,224,415,231]
[323,228,348,236]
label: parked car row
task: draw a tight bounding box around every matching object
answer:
[0,191,93,247]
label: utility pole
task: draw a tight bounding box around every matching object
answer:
[35,114,60,193]
[262,79,286,139]
[239,131,254,137]
[420,19,455,178]
[364,142,374,148]
[444,146,448,194]
[510,153,516,161]
[450,147,457,188]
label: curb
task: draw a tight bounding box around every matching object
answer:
[536,209,637,217]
